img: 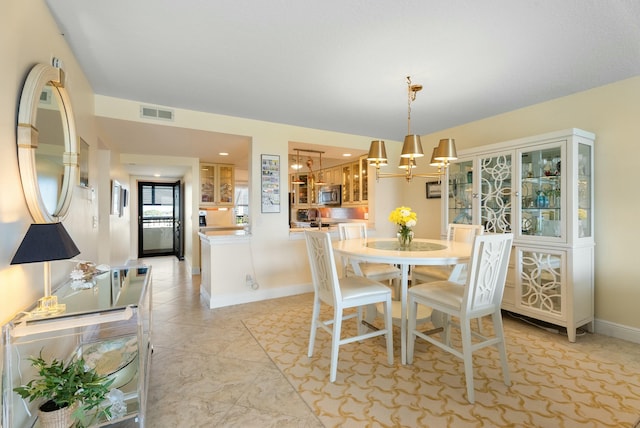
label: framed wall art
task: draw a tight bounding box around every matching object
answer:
[111,180,121,215]
[261,154,280,213]
[79,137,89,187]
[426,181,442,199]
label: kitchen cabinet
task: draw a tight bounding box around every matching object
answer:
[290,173,310,205]
[2,266,152,427]
[442,128,594,341]
[341,156,368,205]
[200,163,234,206]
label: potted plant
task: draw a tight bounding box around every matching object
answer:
[13,352,114,428]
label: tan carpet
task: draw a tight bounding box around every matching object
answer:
[243,302,640,427]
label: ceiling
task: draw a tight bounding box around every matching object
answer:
[45,1,640,178]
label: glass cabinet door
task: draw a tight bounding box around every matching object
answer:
[298,174,308,204]
[519,145,562,238]
[360,157,368,202]
[447,159,474,224]
[352,161,360,203]
[479,152,512,233]
[342,164,351,204]
[200,165,216,204]
[218,165,234,204]
[577,143,592,238]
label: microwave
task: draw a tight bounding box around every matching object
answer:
[317,185,341,206]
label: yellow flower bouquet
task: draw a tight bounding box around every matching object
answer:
[389,206,417,247]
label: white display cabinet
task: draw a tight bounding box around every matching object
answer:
[2,266,152,427]
[442,129,594,341]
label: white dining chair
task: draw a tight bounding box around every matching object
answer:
[411,223,484,285]
[304,230,394,383]
[338,223,432,331]
[337,223,402,288]
[407,233,514,403]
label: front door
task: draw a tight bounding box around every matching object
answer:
[138,181,183,258]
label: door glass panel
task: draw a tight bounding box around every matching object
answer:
[520,146,561,237]
[520,250,563,316]
[448,160,473,224]
[140,183,176,256]
[578,143,592,238]
[480,154,512,233]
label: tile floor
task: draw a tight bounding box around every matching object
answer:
[137,256,640,428]
[143,256,322,427]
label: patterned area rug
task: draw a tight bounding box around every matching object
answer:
[243,302,640,427]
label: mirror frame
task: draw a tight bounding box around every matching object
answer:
[17,64,78,223]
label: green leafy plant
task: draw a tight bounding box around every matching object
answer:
[13,352,114,426]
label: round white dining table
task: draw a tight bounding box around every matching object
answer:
[332,237,472,364]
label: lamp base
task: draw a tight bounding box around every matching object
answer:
[31,295,66,317]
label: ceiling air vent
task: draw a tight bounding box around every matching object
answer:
[140,105,175,121]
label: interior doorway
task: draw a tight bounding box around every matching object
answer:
[138,181,184,259]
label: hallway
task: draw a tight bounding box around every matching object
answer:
[144,256,321,427]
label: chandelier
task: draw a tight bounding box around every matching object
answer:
[291,148,326,186]
[367,76,458,182]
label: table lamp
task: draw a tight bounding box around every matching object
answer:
[10,222,80,315]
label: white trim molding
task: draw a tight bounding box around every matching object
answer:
[595,318,640,344]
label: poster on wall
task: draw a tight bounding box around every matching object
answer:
[261,154,280,213]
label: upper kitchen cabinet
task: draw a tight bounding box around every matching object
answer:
[341,155,369,205]
[200,163,235,206]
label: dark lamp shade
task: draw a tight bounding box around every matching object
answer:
[11,223,80,265]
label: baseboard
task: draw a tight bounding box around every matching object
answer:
[595,318,640,344]
[207,283,314,309]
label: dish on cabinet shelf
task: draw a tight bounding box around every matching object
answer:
[521,212,535,235]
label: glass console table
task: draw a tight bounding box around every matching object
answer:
[2,265,152,427]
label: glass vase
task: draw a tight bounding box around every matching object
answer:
[397,229,414,249]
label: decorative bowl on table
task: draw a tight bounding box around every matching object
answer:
[82,336,138,389]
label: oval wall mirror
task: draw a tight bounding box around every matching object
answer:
[17,63,78,223]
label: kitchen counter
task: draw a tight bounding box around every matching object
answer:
[199,225,249,232]
[199,227,251,244]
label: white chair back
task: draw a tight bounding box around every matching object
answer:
[304,230,341,306]
[463,233,513,315]
[448,223,484,243]
[338,222,367,240]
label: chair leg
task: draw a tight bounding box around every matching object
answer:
[492,311,511,386]
[384,298,394,365]
[329,309,343,383]
[460,319,475,403]
[356,306,365,336]
[308,299,320,357]
[476,316,485,335]
[443,313,452,346]
[406,297,417,364]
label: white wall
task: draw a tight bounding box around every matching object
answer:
[0,0,99,323]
